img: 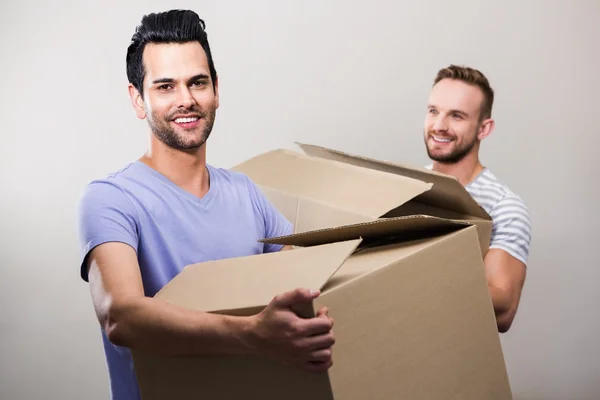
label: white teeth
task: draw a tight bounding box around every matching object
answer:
[432,135,452,143]
[175,117,199,123]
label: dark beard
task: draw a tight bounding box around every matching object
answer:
[426,138,477,164]
[148,106,216,152]
[424,128,479,164]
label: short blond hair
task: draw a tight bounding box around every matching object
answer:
[434,65,494,120]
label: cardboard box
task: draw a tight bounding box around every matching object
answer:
[132,143,512,399]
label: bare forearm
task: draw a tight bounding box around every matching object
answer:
[483,249,527,333]
[104,297,256,357]
[487,284,514,332]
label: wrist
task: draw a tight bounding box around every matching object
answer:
[226,314,260,356]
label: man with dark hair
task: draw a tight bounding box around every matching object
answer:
[423,64,532,333]
[77,9,334,400]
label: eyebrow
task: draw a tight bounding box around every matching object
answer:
[151,74,210,85]
[428,104,469,117]
[449,109,469,117]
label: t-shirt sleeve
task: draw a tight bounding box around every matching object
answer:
[489,194,532,265]
[245,177,294,253]
[76,181,139,282]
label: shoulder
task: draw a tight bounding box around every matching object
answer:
[78,163,138,206]
[467,169,526,211]
[206,164,250,188]
[493,192,530,219]
[77,163,143,228]
[76,164,142,281]
[207,164,272,213]
[468,169,512,199]
[476,169,530,218]
[474,169,532,264]
[207,164,292,247]
[207,164,263,196]
[490,191,531,243]
[490,190,531,244]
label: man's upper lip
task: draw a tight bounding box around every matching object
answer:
[172,114,201,120]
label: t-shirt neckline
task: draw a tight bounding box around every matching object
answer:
[132,160,219,207]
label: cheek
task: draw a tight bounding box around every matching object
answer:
[195,93,217,108]
[148,97,174,118]
[424,118,434,131]
[454,128,475,143]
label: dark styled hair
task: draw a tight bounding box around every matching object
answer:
[434,64,494,120]
[126,9,218,97]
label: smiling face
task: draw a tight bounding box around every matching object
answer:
[129,41,219,152]
[423,78,492,164]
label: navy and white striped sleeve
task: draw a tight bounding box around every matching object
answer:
[489,194,532,265]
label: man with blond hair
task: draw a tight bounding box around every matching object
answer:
[422,64,532,332]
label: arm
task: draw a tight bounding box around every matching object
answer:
[78,181,333,371]
[87,241,255,356]
[485,194,532,333]
[88,242,334,371]
[484,249,527,333]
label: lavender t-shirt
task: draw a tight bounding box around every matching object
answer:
[76,161,293,400]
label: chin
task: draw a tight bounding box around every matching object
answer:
[154,132,210,152]
[426,147,449,160]
[178,138,208,150]
[426,149,454,163]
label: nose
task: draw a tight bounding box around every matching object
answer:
[175,86,196,109]
[432,115,448,132]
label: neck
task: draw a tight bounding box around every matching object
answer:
[431,150,484,187]
[140,135,210,199]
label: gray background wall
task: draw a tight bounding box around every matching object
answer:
[1,0,598,399]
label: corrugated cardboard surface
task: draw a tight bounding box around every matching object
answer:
[296,142,490,220]
[240,144,492,253]
[232,148,432,218]
[133,353,336,400]
[260,214,468,247]
[258,185,374,234]
[132,143,511,399]
[133,227,511,400]
[154,239,361,313]
[315,227,511,400]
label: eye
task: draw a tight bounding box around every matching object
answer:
[452,113,463,119]
[157,84,173,91]
[191,80,207,88]
[428,109,438,115]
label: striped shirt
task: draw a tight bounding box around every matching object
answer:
[427,166,532,265]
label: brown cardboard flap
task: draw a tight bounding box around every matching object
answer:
[232,149,432,218]
[260,215,469,247]
[296,142,490,220]
[295,197,374,234]
[257,185,300,227]
[154,239,362,312]
[257,185,374,235]
[133,353,336,400]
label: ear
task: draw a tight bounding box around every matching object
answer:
[477,117,495,141]
[128,84,146,119]
[213,74,220,110]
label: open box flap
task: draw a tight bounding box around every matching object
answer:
[258,185,385,235]
[260,215,470,247]
[232,149,432,219]
[154,239,362,313]
[296,142,490,220]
